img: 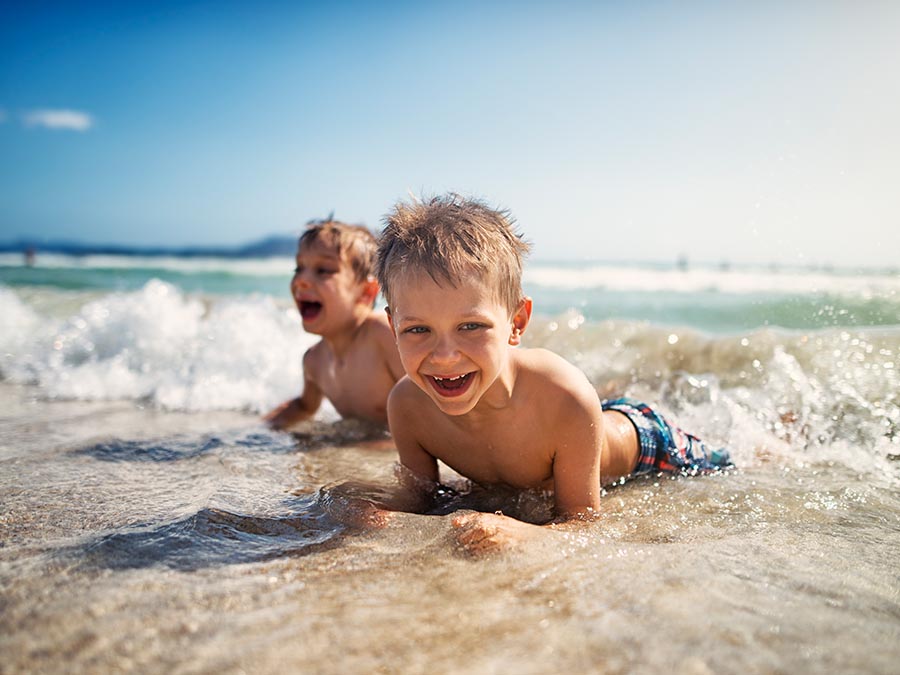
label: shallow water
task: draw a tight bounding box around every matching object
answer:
[2,260,900,672]
[2,379,899,674]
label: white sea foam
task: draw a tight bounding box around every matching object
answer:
[2,269,898,437]
[524,264,900,297]
[0,280,317,413]
[5,253,899,297]
[0,287,42,355]
[0,253,295,277]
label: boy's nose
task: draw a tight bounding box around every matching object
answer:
[291,272,312,290]
[429,335,460,364]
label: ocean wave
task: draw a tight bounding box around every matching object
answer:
[6,254,899,298]
[524,264,900,297]
[0,252,295,277]
[1,280,898,467]
[2,279,898,486]
[526,314,899,469]
[0,280,316,412]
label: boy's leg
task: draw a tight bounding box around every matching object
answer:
[602,398,733,477]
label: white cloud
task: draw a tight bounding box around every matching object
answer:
[23,108,94,132]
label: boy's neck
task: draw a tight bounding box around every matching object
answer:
[319,305,374,357]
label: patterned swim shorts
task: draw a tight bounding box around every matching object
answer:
[602,397,733,477]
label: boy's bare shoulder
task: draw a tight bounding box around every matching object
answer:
[303,339,328,366]
[513,349,604,455]
[387,375,426,408]
[360,310,404,375]
[360,310,393,339]
[387,375,441,423]
[516,347,599,407]
[518,347,593,386]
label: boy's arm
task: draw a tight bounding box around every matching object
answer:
[388,379,440,508]
[453,387,605,555]
[263,350,324,430]
[548,400,605,520]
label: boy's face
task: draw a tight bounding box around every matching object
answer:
[291,240,367,335]
[387,271,530,417]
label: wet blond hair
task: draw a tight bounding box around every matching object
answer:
[376,194,531,314]
[298,217,377,284]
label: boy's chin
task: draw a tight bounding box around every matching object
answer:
[299,315,324,332]
[420,385,480,416]
[301,324,325,336]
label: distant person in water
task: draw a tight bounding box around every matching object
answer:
[264,218,405,430]
[371,194,732,554]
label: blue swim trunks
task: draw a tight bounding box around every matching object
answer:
[602,397,733,477]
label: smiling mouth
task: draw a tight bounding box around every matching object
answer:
[299,301,323,320]
[428,373,474,398]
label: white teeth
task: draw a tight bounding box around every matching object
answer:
[434,374,464,381]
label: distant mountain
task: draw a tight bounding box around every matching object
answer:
[234,235,298,257]
[0,234,299,258]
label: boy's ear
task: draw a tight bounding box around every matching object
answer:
[508,297,533,346]
[385,306,397,340]
[358,276,380,307]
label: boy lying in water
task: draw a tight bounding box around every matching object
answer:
[264,219,405,429]
[366,193,731,554]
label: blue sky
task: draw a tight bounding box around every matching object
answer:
[1,1,898,266]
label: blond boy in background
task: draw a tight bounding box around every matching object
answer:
[264,219,405,429]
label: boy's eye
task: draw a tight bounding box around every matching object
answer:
[317,268,337,276]
[293,266,303,275]
[460,322,483,331]
[404,326,429,335]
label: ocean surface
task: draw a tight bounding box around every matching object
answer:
[2,253,899,673]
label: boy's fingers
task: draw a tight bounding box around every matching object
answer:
[452,511,501,528]
[451,513,507,554]
[451,513,474,528]
[376,509,397,527]
[452,514,492,535]
[455,527,503,555]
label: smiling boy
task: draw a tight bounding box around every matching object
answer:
[264,219,405,429]
[375,194,731,554]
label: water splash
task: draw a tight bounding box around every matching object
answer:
[1,280,315,412]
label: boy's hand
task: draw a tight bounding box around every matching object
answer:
[451,512,543,556]
[323,493,395,529]
[263,398,306,430]
[344,501,395,529]
[318,482,397,530]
